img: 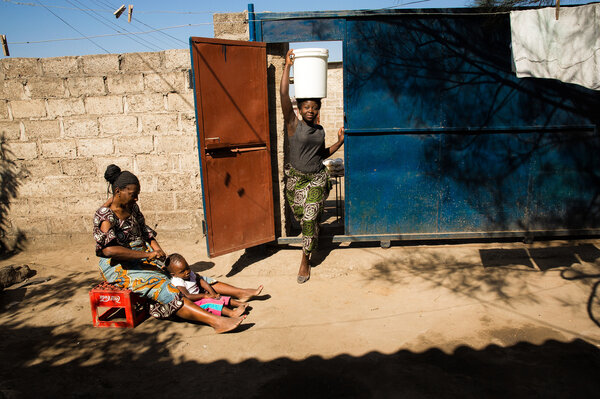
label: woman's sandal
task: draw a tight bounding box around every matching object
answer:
[297,266,310,284]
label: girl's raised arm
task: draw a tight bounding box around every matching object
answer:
[280,49,298,136]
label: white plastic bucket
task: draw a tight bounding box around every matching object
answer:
[293,48,329,99]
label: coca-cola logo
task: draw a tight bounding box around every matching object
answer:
[99,295,121,303]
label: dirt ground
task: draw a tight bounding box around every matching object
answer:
[1,235,600,398]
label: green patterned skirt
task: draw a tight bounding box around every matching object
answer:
[285,164,331,255]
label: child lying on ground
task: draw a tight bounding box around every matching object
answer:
[166,253,263,318]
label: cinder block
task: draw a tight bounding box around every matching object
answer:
[46,98,86,118]
[26,77,67,99]
[0,101,8,120]
[155,134,196,154]
[134,154,170,173]
[30,199,68,218]
[175,191,202,210]
[140,113,177,133]
[156,173,192,192]
[136,174,157,192]
[2,58,41,78]
[85,96,123,115]
[82,54,120,74]
[120,52,163,73]
[179,113,197,133]
[9,99,46,119]
[79,177,109,194]
[149,210,196,230]
[144,72,186,93]
[164,49,191,70]
[77,138,114,157]
[8,141,38,160]
[49,214,88,234]
[99,115,138,135]
[106,73,144,94]
[6,199,30,217]
[64,194,106,214]
[93,156,134,176]
[61,158,97,176]
[20,159,62,177]
[10,216,50,235]
[26,196,65,213]
[115,135,153,154]
[177,153,200,171]
[41,140,77,158]
[213,12,249,41]
[126,93,164,113]
[0,80,26,101]
[166,92,194,112]
[64,118,100,138]
[41,56,80,76]
[66,76,106,97]
[23,120,60,140]
[137,192,175,212]
[0,121,21,140]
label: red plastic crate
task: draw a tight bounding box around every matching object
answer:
[89,282,149,328]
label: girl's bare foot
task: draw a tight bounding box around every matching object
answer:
[231,304,247,317]
[213,315,246,334]
[238,285,264,302]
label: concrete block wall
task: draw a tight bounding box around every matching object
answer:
[0,49,202,246]
[0,10,345,247]
[321,62,344,153]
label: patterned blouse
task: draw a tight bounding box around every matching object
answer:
[93,204,157,257]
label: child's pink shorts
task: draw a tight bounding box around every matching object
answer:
[194,296,231,316]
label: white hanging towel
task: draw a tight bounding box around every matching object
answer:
[510,4,600,90]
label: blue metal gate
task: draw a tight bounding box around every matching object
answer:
[253,7,600,241]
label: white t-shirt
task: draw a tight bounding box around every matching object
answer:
[170,270,200,294]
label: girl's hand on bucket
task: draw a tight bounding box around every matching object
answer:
[285,49,295,66]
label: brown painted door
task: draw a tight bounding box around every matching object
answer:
[190,37,275,257]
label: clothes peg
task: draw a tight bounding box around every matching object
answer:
[128,5,133,23]
[114,4,126,19]
[1,35,9,57]
[555,0,560,20]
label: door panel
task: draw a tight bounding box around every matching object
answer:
[193,39,270,148]
[190,37,275,257]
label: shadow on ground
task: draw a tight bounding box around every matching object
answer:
[227,244,281,277]
[0,317,598,399]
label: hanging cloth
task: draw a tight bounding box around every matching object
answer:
[510,4,600,90]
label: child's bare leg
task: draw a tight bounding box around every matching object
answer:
[176,298,244,333]
[222,306,245,318]
[229,299,248,309]
[212,282,263,302]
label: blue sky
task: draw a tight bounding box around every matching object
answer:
[0,1,588,60]
[0,0,475,59]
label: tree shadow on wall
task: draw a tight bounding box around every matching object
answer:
[0,134,27,258]
[345,13,600,233]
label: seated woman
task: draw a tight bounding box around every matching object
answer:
[92,164,244,333]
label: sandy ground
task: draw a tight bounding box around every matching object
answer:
[1,235,600,398]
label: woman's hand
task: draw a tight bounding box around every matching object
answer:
[285,49,295,67]
[149,239,166,260]
[153,248,166,259]
[145,250,161,261]
[337,127,345,144]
